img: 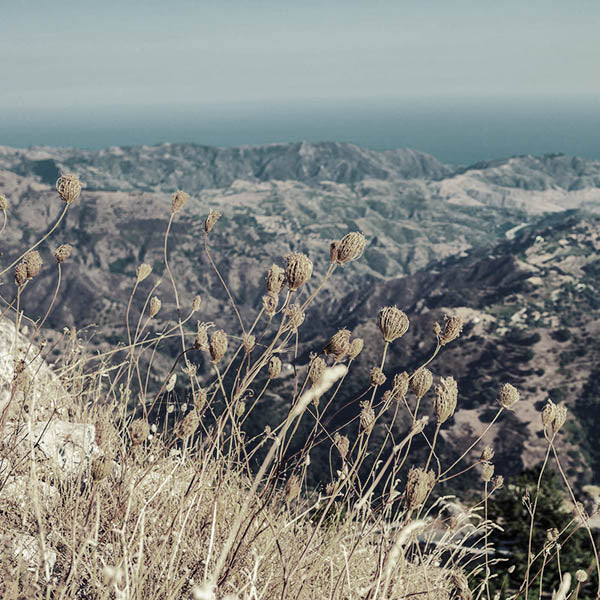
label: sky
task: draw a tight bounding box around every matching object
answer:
[1,0,599,161]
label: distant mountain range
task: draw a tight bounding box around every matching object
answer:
[1,141,600,487]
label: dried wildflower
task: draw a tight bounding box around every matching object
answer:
[266,264,285,294]
[336,232,366,264]
[433,322,442,336]
[56,173,81,204]
[236,401,246,417]
[492,475,504,490]
[204,210,221,232]
[54,243,72,263]
[411,415,429,435]
[209,329,228,362]
[330,240,340,264]
[308,355,326,386]
[91,455,112,481]
[242,333,256,353]
[410,368,433,400]
[166,373,177,392]
[541,399,556,427]
[481,462,494,482]
[136,263,152,283]
[405,467,435,509]
[546,527,559,543]
[334,433,350,460]
[0,194,7,211]
[552,404,568,433]
[14,262,28,286]
[481,446,495,462]
[194,322,210,351]
[439,314,463,346]
[285,304,305,330]
[24,250,43,278]
[262,292,278,317]
[433,376,458,424]
[392,371,410,399]
[148,296,161,318]
[95,418,117,451]
[348,338,364,360]
[129,419,149,446]
[451,571,472,600]
[359,401,375,433]
[324,328,351,361]
[268,356,282,379]
[499,383,519,409]
[172,190,190,213]
[576,569,588,583]
[175,410,200,439]
[378,306,409,343]
[194,388,207,411]
[192,295,202,312]
[284,252,313,291]
[370,367,386,386]
[285,474,301,503]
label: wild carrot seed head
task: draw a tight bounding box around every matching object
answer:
[54,243,73,263]
[284,252,313,291]
[433,376,458,424]
[377,306,409,343]
[499,383,519,409]
[266,264,286,294]
[410,368,433,400]
[204,210,221,233]
[209,330,228,362]
[171,190,190,213]
[148,296,161,318]
[24,250,43,279]
[324,329,351,361]
[268,356,282,379]
[439,314,463,346]
[348,338,364,360]
[335,232,366,265]
[56,173,82,204]
[136,263,152,283]
[370,367,386,387]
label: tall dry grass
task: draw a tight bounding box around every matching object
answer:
[0,179,597,599]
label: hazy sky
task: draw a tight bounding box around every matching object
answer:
[2,0,599,111]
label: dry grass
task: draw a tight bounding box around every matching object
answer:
[0,177,597,599]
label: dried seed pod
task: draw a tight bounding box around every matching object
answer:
[336,232,366,264]
[14,262,28,286]
[324,329,351,361]
[451,571,472,600]
[0,194,7,211]
[268,356,282,379]
[24,251,43,278]
[175,410,200,439]
[284,252,313,291]
[552,404,568,433]
[194,322,210,351]
[378,306,409,343]
[285,304,305,330]
[91,455,113,482]
[166,373,177,392]
[405,467,435,509]
[192,295,202,312]
[492,475,504,490]
[330,240,340,264]
[56,173,82,204]
[433,376,458,424]
[136,263,152,283]
[242,333,256,353]
[359,401,375,433]
[266,264,285,294]
[54,243,73,263]
[370,367,386,387]
[334,433,350,460]
[172,190,190,213]
[308,355,326,386]
[392,372,410,400]
[481,462,494,482]
[209,330,228,362]
[285,474,301,503]
[348,338,364,360]
[410,368,433,400]
[576,569,588,583]
[439,314,463,346]
[129,419,149,446]
[194,388,207,411]
[541,400,556,427]
[204,210,221,232]
[262,292,278,317]
[148,296,161,318]
[481,446,495,462]
[546,527,559,543]
[499,383,519,409]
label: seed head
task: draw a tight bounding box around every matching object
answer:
[378,306,409,343]
[370,367,386,387]
[433,376,458,424]
[439,314,463,346]
[24,250,43,278]
[410,368,433,400]
[330,240,340,264]
[148,296,161,318]
[552,404,568,433]
[541,400,556,427]
[481,446,495,462]
[0,194,7,211]
[308,355,326,387]
[451,571,472,600]
[392,372,410,400]
[499,383,519,409]
[204,210,221,232]
[284,252,313,291]
[336,232,366,264]
[334,433,350,460]
[192,295,202,312]
[405,467,435,509]
[410,415,429,435]
[91,455,113,482]
[481,462,494,482]
[359,401,375,433]
[172,190,190,213]
[546,527,559,543]
[492,475,504,490]
[194,322,210,351]
[54,243,72,263]
[166,373,177,392]
[14,262,28,286]
[175,410,200,439]
[56,173,82,204]
[576,569,588,583]
[324,328,351,361]
[266,264,286,294]
[262,292,278,317]
[242,333,256,353]
[285,474,301,504]
[194,388,207,411]
[209,330,228,362]
[136,263,152,283]
[348,338,364,360]
[129,419,149,446]
[285,304,305,330]
[268,356,282,379]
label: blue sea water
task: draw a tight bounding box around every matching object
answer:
[1,97,598,166]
